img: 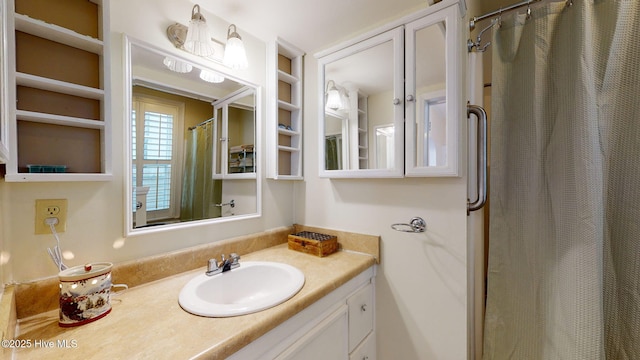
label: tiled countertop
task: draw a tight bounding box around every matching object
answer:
[12,244,376,359]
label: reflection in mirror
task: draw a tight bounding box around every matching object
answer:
[413,21,447,169]
[126,38,259,232]
[322,34,397,172]
[374,125,394,169]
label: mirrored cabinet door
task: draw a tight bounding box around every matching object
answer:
[318,27,404,178]
[212,88,257,179]
[405,3,462,177]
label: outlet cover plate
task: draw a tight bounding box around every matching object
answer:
[35,199,67,234]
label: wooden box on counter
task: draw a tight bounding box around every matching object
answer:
[288,231,338,257]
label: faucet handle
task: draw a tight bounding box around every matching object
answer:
[206,258,219,275]
[229,253,240,264]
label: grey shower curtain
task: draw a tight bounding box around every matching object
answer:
[484,1,640,359]
[181,122,222,221]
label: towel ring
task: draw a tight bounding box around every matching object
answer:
[391,217,427,233]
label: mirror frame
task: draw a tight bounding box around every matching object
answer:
[317,28,405,178]
[123,35,262,236]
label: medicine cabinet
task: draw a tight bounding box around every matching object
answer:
[317,0,464,178]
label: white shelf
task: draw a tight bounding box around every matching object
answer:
[278,99,300,112]
[16,72,104,99]
[5,173,113,182]
[14,13,104,54]
[277,70,299,85]
[278,145,300,153]
[278,127,300,136]
[16,110,105,129]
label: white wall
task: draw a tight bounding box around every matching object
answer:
[1,0,483,358]
[297,6,472,355]
[0,0,295,283]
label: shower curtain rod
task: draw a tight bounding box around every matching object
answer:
[188,117,215,130]
[470,0,542,30]
[468,0,574,52]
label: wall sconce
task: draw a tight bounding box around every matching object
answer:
[183,5,215,57]
[166,5,248,70]
[326,80,351,111]
[223,24,248,70]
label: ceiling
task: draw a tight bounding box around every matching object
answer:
[191,0,521,54]
[195,0,429,53]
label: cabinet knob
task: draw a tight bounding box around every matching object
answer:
[406,94,415,102]
[393,98,401,105]
[361,304,367,312]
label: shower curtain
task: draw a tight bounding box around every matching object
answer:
[484,1,640,359]
[181,122,222,221]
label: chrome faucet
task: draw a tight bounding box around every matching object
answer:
[206,253,240,276]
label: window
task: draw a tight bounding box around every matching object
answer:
[132,96,184,221]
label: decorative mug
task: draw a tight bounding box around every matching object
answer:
[58,262,115,327]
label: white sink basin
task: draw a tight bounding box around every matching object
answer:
[178,261,305,317]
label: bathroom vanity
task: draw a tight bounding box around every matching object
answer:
[9,240,376,359]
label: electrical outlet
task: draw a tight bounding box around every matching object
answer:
[35,199,68,235]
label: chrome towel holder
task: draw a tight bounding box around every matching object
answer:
[391,217,427,233]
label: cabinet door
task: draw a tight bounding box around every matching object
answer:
[405,2,463,177]
[212,88,257,179]
[318,27,405,178]
[350,331,376,360]
[276,305,349,360]
[348,283,374,352]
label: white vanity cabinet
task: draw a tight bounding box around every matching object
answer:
[275,305,349,360]
[317,0,466,178]
[228,266,376,360]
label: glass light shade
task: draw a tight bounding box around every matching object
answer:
[223,25,248,70]
[199,69,225,83]
[163,57,193,73]
[339,92,351,111]
[183,5,215,57]
[326,81,342,110]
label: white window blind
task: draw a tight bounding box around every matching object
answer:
[132,97,184,221]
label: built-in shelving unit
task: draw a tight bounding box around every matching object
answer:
[3,0,111,182]
[267,38,304,180]
[229,148,255,174]
[355,91,368,169]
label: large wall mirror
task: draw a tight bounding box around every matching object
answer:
[317,28,404,178]
[125,37,260,234]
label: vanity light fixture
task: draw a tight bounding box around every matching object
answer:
[223,24,248,70]
[184,4,215,57]
[199,69,225,83]
[325,80,343,110]
[163,56,193,73]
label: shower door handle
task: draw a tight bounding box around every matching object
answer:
[467,104,488,214]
